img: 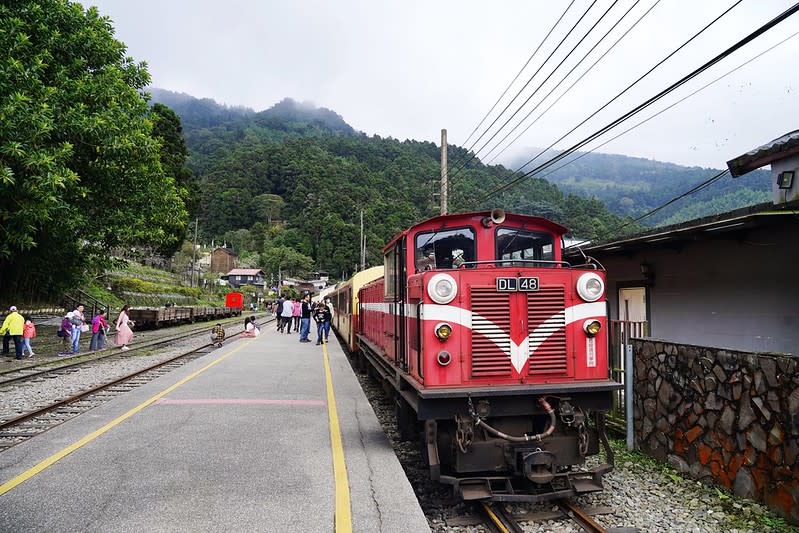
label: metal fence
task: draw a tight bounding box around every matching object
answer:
[607,320,648,435]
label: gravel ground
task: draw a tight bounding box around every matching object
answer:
[0,332,216,422]
[345,353,797,533]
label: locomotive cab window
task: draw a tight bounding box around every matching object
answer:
[496,228,555,267]
[414,227,476,272]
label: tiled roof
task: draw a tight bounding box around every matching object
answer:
[727,130,799,177]
[226,269,264,276]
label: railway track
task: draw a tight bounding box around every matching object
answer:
[0,314,264,388]
[476,499,637,533]
[0,317,273,452]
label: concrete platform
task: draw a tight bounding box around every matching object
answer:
[0,323,430,532]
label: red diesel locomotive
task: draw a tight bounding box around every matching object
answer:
[333,209,621,502]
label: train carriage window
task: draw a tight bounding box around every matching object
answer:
[384,246,397,299]
[496,228,555,267]
[414,227,476,271]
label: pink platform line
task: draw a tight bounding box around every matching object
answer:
[155,398,326,406]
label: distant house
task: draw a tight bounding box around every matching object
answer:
[210,247,237,273]
[224,269,265,289]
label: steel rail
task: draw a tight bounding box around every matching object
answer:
[478,502,525,533]
[556,498,609,533]
[0,318,272,444]
[0,314,268,386]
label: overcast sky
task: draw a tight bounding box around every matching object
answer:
[85,0,799,169]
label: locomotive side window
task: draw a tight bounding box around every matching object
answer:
[414,227,476,271]
[496,228,555,267]
[384,246,398,299]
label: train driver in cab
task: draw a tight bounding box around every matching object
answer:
[417,248,437,271]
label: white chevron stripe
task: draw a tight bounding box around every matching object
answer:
[359,301,606,373]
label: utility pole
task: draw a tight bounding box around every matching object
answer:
[190,217,198,288]
[440,128,448,215]
[360,209,366,271]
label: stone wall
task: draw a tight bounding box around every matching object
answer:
[632,339,799,524]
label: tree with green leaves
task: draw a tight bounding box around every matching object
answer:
[0,0,189,298]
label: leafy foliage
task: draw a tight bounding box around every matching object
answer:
[503,149,771,226]
[150,90,636,279]
[0,1,189,299]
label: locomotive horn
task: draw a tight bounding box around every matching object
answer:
[481,208,506,228]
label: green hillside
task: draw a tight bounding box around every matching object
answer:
[503,150,770,226]
[150,89,635,280]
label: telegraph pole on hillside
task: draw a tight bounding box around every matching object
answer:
[440,128,448,215]
[360,209,366,271]
[190,218,198,288]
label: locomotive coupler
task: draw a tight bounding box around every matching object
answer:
[522,448,557,484]
[558,400,576,426]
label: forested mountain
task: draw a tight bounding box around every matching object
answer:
[501,150,770,226]
[149,89,634,279]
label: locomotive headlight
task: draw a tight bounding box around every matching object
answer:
[427,273,457,304]
[576,273,604,302]
[435,323,453,341]
[583,319,602,337]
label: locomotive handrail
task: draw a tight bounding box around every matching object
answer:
[459,259,574,268]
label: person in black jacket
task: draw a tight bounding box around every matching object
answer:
[313,302,332,345]
[299,294,314,343]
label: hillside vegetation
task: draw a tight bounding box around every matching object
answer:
[503,149,770,226]
[151,89,638,280]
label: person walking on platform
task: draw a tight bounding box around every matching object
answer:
[115,304,134,350]
[22,315,36,357]
[280,296,293,334]
[313,301,331,346]
[0,306,24,360]
[57,312,73,356]
[274,296,285,332]
[292,297,301,333]
[70,304,86,354]
[89,310,109,351]
[299,294,313,343]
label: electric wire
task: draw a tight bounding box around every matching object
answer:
[474,0,648,167]
[448,0,602,177]
[485,0,662,166]
[466,0,623,168]
[479,0,797,204]
[505,0,743,179]
[538,28,799,185]
[584,169,730,242]
[458,0,578,149]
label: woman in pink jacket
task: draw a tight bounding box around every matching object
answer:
[22,316,36,358]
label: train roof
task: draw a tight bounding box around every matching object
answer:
[382,210,569,252]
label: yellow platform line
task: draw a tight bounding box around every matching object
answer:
[321,341,352,532]
[0,340,254,496]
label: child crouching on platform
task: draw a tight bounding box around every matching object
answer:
[211,323,225,347]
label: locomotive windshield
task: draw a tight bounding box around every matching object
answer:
[496,227,555,266]
[414,227,475,271]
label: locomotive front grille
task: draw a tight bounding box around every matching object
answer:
[527,287,567,375]
[470,287,511,377]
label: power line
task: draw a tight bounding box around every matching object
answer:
[458,0,578,150]
[506,0,744,180]
[479,0,783,204]
[446,0,603,179]
[467,0,624,166]
[475,0,650,167]
[485,0,662,166]
[538,28,799,184]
